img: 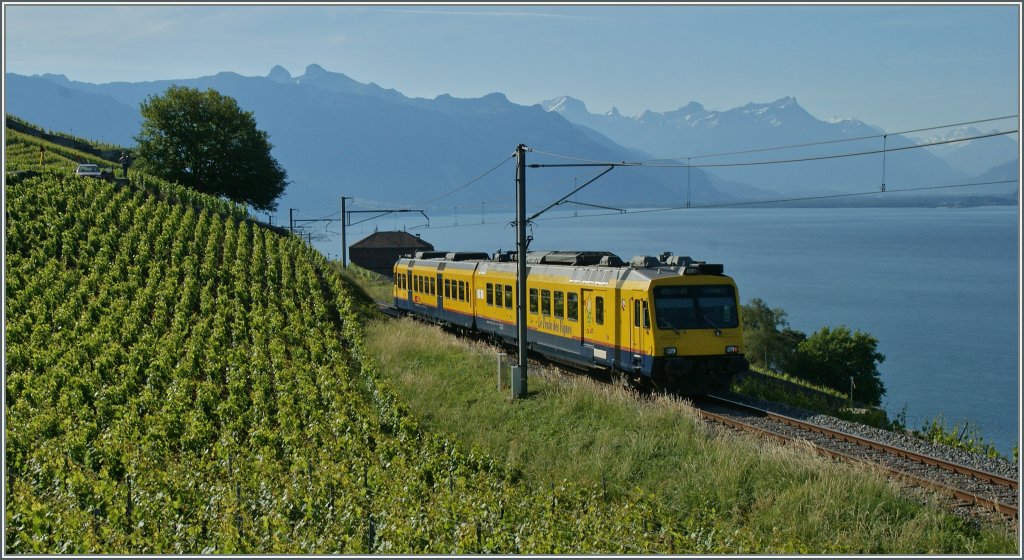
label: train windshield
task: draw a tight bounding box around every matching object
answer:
[653,285,738,330]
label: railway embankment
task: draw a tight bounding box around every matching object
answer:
[363,311,1018,553]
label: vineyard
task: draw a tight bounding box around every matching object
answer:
[4,138,729,553]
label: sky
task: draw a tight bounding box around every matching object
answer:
[2,2,1021,134]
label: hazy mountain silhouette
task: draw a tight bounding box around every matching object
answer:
[543,95,1018,198]
[6,65,756,219]
[5,64,1016,222]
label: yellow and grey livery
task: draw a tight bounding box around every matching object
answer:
[393,250,747,393]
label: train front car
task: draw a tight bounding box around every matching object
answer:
[641,256,748,394]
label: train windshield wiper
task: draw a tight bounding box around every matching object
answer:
[657,315,680,335]
[701,314,723,336]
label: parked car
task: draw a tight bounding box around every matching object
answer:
[74,163,115,181]
[74,163,102,178]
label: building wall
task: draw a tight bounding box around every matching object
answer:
[350,248,414,276]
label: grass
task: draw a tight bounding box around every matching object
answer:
[364,317,1017,553]
[331,263,392,304]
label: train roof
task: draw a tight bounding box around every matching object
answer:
[398,250,727,278]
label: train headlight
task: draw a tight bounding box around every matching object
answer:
[664,347,677,356]
[725,345,739,354]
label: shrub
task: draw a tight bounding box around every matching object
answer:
[788,326,886,406]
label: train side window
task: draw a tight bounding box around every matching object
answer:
[495,284,504,307]
[541,289,551,316]
[642,300,650,329]
[431,277,437,295]
[634,300,641,327]
[458,281,466,301]
[504,285,513,309]
[486,283,494,306]
[596,296,604,325]
[444,279,451,298]
[414,276,420,293]
[529,288,538,314]
[554,291,564,319]
[567,292,578,322]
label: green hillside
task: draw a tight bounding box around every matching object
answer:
[3,120,1015,554]
[4,122,721,554]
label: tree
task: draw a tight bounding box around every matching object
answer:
[788,326,886,406]
[741,298,804,373]
[134,86,288,211]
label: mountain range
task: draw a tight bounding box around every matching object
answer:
[541,95,1019,198]
[4,64,1018,226]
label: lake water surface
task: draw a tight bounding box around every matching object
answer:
[339,206,1020,456]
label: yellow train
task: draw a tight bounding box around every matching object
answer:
[393,250,748,393]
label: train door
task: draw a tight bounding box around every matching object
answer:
[436,272,444,310]
[629,290,650,372]
[436,263,445,312]
[436,270,444,309]
[406,269,413,302]
[581,289,595,347]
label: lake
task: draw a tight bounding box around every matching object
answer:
[334,205,1020,456]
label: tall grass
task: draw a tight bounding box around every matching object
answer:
[365,318,1016,553]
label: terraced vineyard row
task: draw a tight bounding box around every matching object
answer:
[5,172,722,553]
[4,127,111,174]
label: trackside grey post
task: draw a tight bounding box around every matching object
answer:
[497,353,506,390]
[511,366,526,399]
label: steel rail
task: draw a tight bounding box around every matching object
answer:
[697,395,1018,519]
[705,395,1018,491]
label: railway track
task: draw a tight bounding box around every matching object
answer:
[694,394,1019,521]
[378,303,1019,523]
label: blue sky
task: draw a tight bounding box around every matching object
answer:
[3,3,1020,133]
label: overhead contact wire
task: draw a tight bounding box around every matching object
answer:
[411,154,515,208]
[638,130,1018,169]
[652,114,1018,162]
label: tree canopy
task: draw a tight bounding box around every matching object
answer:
[741,298,805,373]
[741,299,886,405]
[134,86,288,211]
[788,326,887,406]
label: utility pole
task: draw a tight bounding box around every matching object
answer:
[340,196,353,267]
[289,208,296,233]
[504,154,629,401]
[512,144,529,398]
